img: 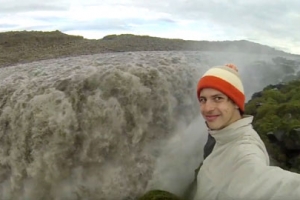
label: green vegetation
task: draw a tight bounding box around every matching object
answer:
[245,79,300,172]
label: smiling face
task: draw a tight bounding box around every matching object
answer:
[198,88,242,130]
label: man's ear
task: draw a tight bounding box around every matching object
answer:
[228,98,239,110]
[233,103,239,111]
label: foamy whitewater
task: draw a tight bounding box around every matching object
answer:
[0,51,299,200]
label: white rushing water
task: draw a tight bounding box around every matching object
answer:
[0,51,299,200]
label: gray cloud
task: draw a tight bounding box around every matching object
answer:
[58,18,176,32]
[133,0,300,34]
[0,0,70,13]
[59,19,131,32]
[31,16,68,23]
[123,0,300,52]
[0,24,17,28]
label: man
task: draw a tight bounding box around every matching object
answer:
[193,64,300,200]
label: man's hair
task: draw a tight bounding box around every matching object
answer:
[239,109,244,116]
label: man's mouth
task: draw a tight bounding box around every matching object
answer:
[205,115,219,122]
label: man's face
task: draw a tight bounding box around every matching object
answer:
[198,88,240,130]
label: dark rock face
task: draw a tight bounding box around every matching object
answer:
[267,128,300,152]
[284,128,300,150]
[267,130,285,143]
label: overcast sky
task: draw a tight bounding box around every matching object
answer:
[1,0,300,54]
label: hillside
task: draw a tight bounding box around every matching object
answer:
[0,30,299,68]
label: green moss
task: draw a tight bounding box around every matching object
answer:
[261,89,287,103]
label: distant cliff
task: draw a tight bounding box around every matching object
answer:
[1,30,299,68]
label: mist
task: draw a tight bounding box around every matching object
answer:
[0,51,299,200]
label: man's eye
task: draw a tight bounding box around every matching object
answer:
[214,97,222,101]
[199,98,206,103]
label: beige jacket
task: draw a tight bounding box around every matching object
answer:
[194,115,300,200]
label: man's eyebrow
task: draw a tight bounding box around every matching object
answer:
[200,93,224,98]
[211,93,225,97]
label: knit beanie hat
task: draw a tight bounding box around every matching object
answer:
[196,64,245,112]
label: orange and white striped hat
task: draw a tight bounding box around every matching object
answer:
[196,64,245,112]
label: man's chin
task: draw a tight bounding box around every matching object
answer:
[207,122,223,130]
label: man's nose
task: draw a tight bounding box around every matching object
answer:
[203,100,215,112]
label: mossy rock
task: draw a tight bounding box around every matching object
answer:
[245,79,300,173]
[138,190,185,200]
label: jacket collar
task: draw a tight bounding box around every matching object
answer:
[208,115,254,144]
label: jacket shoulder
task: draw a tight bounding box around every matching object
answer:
[232,129,269,165]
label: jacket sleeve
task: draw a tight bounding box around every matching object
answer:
[226,143,300,200]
